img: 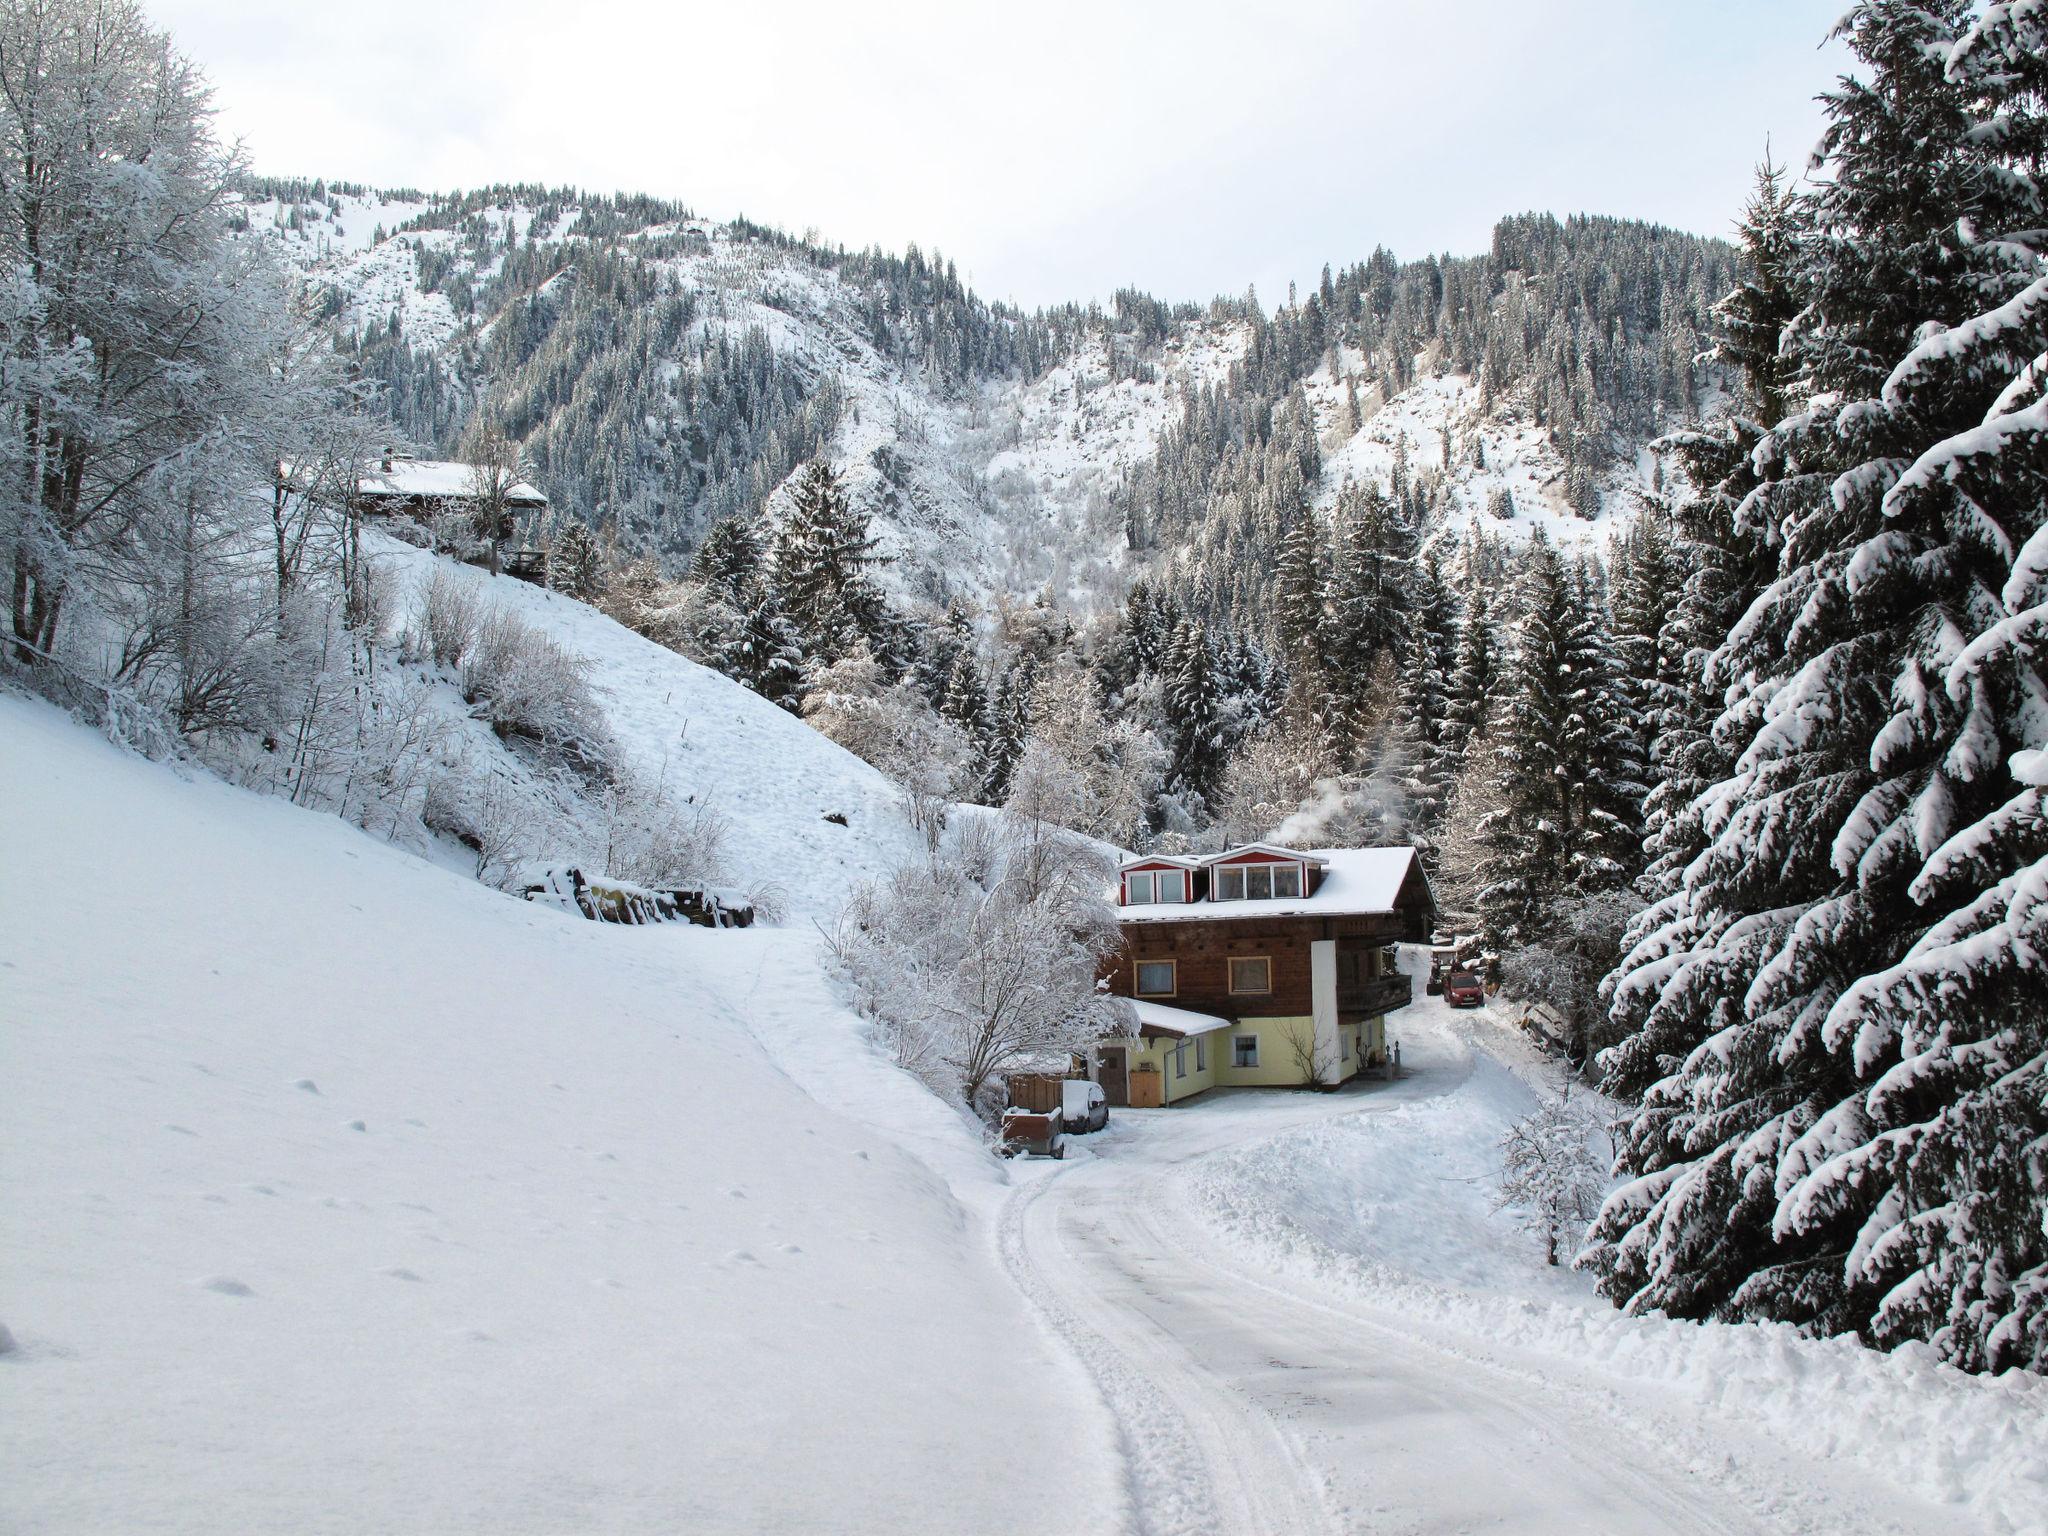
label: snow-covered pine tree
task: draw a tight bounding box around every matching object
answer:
[1607,508,1688,857]
[1589,0,2048,1372]
[1475,531,1632,949]
[1443,571,1500,772]
[549,520,607,601]
[772,459,888,666]
[1165,618,1225,816]
[1397,546,1459,835]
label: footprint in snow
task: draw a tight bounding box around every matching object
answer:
[726,1250,762,1267]
[344,1120,366,1132]
[0,1322,16,1355]
[200,1277,254,1297]
[726,1187,746,1199]
[247,1185,277,1197]
[381,1267,424,1283]
[293,1079,320,1095]
[164,1125,198,1137]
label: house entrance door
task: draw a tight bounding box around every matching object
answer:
[1097,1046,1129,1107]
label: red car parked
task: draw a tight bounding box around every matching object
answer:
[1444,971,1486,1009]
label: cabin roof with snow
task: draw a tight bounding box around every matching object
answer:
[1114,844,1434,925]
[353,454,548,510]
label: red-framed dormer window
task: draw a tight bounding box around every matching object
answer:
[1212,862,1303,901]
[1124,869,1188,905]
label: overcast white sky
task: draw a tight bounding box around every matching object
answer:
[154,0,1848,311]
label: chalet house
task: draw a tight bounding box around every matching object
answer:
[1096,844,1436,1108]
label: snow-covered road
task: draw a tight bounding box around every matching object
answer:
[1000,982,2000,1536]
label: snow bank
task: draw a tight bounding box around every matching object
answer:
[0,695,1116,1533]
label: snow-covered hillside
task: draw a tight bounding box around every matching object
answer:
[244,185,1679,624]
[0,695,1118,1533]
[363,532,917,919]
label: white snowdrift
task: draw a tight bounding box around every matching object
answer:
[0,696,1116,1534]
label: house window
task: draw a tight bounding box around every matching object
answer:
[1272,864,1302,898]
[1174,1042,1188,1079]
[1244,865,1273,900]
[1195,1034,1207,1071]
[1155,871,1186,903]
[1214,867,1244,902]
[1232,1033,1259,1068]
[1126,871,1155,905]
[1135,960,1176,997]
[1228,956,1272,995]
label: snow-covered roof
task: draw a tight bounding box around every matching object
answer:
[358,458,548,506]
[1116,846,1431,925]
[1131,1000,1232,1038]
[1201,843,1329,867]
[1117,852,1203,872]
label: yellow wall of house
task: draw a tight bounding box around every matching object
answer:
[1129,1032,1217,1103]
[1119,1011,1391,1103]
[1213,1016,1318,1087]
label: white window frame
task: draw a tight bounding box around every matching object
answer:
[1271,864,1302,899]
[1214,867,1244,902]
[1155,871,1186,903]
[1126,871,1155,905]
[1195,1034,1207,1071]
[1173,1041,1188,1079]
[1231,1033,1259,1068]
[1245,865,1273,900]
[1135,959,1176,997]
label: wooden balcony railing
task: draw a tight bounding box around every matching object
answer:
[1339,972,1413,1016]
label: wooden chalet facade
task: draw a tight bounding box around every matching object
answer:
[1096,845,1435,1108]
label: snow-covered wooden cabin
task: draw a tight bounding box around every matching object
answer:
[352,450,548,537]
[1097,844,1435,1107]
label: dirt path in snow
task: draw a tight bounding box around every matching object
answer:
[998,978,1964,1536]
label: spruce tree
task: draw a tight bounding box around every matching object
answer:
[1590,0,2048,1372]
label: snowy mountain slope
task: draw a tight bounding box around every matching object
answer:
[243,184,1693,624]
[1303,363,1653,556]
[0,695,1119,1534]
[364,532,919,919]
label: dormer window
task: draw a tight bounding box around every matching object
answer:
[1212,862,1303,901]
[1124,869,1187,905]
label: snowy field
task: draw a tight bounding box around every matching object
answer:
[0,696,1118,1533]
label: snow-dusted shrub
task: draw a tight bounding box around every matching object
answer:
[1500,888,1643,1065]
[459,606,612,768]
[594,765,732,890]
[407,568,483,670]
[1495,1086,1606,1266]
[831,800,1127,1118]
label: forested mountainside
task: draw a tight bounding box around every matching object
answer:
[242,178,1732,631]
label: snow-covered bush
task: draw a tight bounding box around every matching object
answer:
[1495,1086,1606,1266]
[831,792,1127,1119]
[409,568,484,670]
[594,765,733,891]
[458,606,612,770]
[1499,889,1643,1064]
